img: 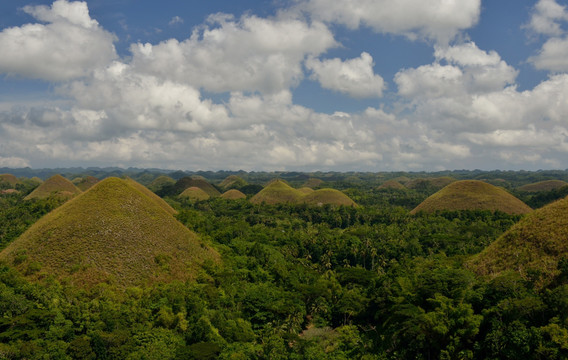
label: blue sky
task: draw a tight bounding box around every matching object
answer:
[0,0,567,171]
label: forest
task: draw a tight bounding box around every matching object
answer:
[1,169,568,359]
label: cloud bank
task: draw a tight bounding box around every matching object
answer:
[0,0,567,171]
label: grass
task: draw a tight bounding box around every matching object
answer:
[0,177,219,288]
[297,187,315,195]
[147,175,175,192]
[174,177,221,197]
[179,187,210,201]
[24,174,82,201]
[468,195,568,288]
[250,179,305,205]
[378,180,406,190]
[250,180,357,206]
[0,174,20,187]
[518,180,568,192]
[300,189,357,207]
[72,176,99,191]
[303,178,324,188]
[410,180,532,215]
[219,175,247,190]
[220,189,246,200]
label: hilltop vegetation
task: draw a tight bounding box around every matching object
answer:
[250,179,357,206]
[179,186,210,202]
[411,180,532,215]
[518,180,568,192]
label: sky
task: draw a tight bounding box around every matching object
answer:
[0,0,568,171]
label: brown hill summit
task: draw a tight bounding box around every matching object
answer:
[24,174,82,201]
[179,187,210,202]
[250,179,304,205]
[174,177,221,197]
[469,195,568,287]
[72,175,99,191]
[0,174,20,188]
[147,175,175,192]
[303,178,324,188]
[518,180,568,192]
[0,177,218,288]
[219,175,247,190]
[220,189,246,200]
[378,180,406,190]
[410,180,532,215]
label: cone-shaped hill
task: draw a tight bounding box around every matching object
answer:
[24,174,82,201]
[179,187,210,202]
[0,174,20,188]
[219,175,247,190]
[72,176,99,191]
[378,180,406,190]
[174,177,221,197]
[518,180,568,192]
[303,178,324,188]
[250,179,304,205]
[147,175,175,192]
[300,189,357,207]
[410,180,532,215]
[220,189,246,200]
[469,195,568,287]
[0,177,219,288]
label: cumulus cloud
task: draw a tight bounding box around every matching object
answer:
[0,0,117,81]
[298,0,481,42]
[169,16,183,26]
[526,0,568,36]
[130,13,337,94]
[526,0,568,72]
[305,52,386,98]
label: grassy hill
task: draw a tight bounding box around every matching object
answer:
[174,177,221,197]
[0,174,20,188]
[219,175,247,190]
[0,177,219,288]
[220,189,247,200]
[297,187,315,195]
[518,180,568,192]
[410,180,532,215]
[378,180,406,190]
[147,175,175,192]
[179,186,210,202]
[24,174,82,201]
[300,189,357,207]
[469,195,568,287]
[250,179,304,205]
[72,176,99,191]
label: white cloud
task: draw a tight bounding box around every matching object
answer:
[169,16,184,26]
[526,0,568,36]
[0,0,116,81]
[305,52,385,98]
[130,14,337,94]
[0,156,30,168]
[298,0,481,42]
[529,37,568,72]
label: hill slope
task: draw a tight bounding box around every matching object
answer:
[220,189,247,200]
[518,180,568,192]
[24,174,82,201]
[300,189,357,207]
[378,180,406,190]
[219,175,247,190]
[179,186,210,201]
[174,177,221,197]
[0,177,218,287]
[0,174,19,188]
[72,176,99,191]
[469,195,568,286]
[410,180,532,215]
[250,179,303,205]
